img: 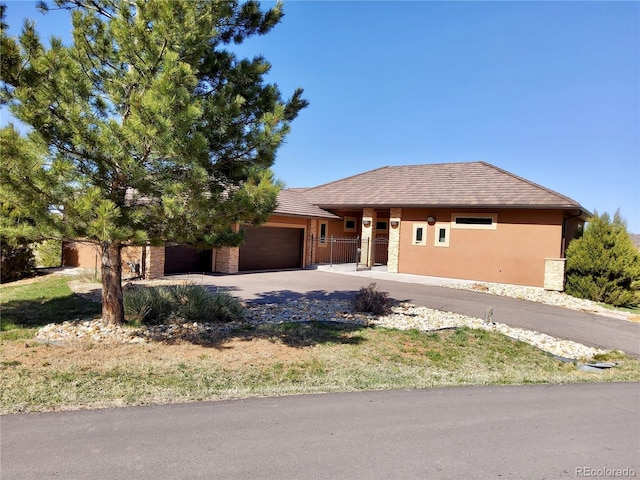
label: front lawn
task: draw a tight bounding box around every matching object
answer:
[1,273,639,414]
[0,274,101,340]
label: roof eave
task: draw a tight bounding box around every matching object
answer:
[272,210,341,220]
[313,203,587,210]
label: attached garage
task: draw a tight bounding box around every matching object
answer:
[239,226,304,272]
[164,245,212,275]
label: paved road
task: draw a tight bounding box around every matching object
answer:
[173,270,640,357]
[2,383,638,480]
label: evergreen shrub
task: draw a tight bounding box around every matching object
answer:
[0,237,35,283]
[565,211,640,307]
[34,240,62,268]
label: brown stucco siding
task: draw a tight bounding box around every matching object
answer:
[397,208,564,287]
[263,215,309,227]
[62,241,100,270]
[62,241,144,278]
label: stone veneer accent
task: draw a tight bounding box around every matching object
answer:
[544,258,566,291]
[145,246,165,279]
[359,208,376,268]
[216,246,240,274]
[307,219,317,266]
[387,208,402,273]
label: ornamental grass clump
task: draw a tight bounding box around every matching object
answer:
[352,283,393,316]
[124,283,245,325]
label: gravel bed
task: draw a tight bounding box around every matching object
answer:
[446,282,628,319]
[35,299,607,360]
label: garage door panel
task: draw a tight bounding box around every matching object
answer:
[164,245,212,275]
[239,227,303,271]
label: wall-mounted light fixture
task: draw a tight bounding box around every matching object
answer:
[362,219,372,228]
[427,216,436,225]
[390,220,400,229]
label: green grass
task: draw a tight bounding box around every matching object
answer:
[0,275,101,340]
[599,303,640,314]
[1,274,639,414]
[2,322,639,414]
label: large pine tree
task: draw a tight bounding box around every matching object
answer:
[0,0,308,324]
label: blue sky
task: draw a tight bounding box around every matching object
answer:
[2,1,639,232]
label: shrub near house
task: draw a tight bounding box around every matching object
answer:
[565,211,640,307]
[0,237,35,283]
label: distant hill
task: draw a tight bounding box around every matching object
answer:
[631,233,640,249]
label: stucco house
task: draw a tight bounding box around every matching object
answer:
[63,161,589,290]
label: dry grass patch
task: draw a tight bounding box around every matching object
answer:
[3,324,639,414]
[3,273,640,414]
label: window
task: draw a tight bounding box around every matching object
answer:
[319,222,328,245]
[434,223,450,247]
[456,217,492,225]
[376,221,388,231]
[344,217,357,232]
[452,213,497,230]
[412,223,427,246]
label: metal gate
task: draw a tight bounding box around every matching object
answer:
[374,237,389,266]
[310,235,388,268]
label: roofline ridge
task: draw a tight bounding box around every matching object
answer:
[378,161,485,169]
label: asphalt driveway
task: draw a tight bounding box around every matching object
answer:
[167,269,640,357]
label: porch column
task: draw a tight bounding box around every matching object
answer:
[307,219,318,266]
[215,246,240,273]
[387,208,402,273]
[144,245,165,279]
[359,207,376,268]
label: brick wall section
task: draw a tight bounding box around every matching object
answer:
[388,208,402,273]
[544,258,566,291]
[145,246,166,279]
[216,246,240,273]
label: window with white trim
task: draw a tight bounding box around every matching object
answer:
[412,223,427,246]
[434,223,450,247]
[319,221,328,245]
[451,213,497,230]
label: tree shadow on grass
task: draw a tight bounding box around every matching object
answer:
[144,320,370,350]
[0,294,101,330]
[239,321,369,348]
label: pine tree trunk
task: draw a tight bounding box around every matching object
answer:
[101,242,124,325]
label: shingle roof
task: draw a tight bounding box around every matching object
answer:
[300,161,586,210]
[273,189,340,219]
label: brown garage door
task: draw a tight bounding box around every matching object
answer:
[239,226,303,271]
[164,245,212,275]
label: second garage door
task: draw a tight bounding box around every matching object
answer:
[164,245,212,275]
[239,226,303,272]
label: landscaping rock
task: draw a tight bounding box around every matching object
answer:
[34,299,608,360]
